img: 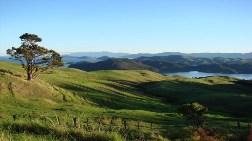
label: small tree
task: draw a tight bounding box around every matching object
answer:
[6,33,63,80]
[177,102,208,128]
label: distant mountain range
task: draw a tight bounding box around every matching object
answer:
[0,52,252,74]
[63,51,252,59]
[65,51,130,58]
[2,51,252,59]
[68,55,252,74]
[2,52,252,73]
[124,52,252,59]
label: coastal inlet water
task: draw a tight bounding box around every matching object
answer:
[164,71,252,80]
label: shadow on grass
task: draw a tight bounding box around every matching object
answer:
[57,82,170,113]
[137,78,252,118]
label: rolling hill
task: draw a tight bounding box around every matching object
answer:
[136,55,252,65]
[1,61,252,140]
[68,56,252,74]
[68,58,158,72]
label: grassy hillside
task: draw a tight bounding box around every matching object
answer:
[139,76,252,117]
[0,61,251,140]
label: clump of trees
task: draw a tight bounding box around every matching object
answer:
[177,102,208,128]
[7,33,63,80]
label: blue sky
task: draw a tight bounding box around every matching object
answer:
[0,0,251,55]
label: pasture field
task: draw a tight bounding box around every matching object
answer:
[0,61,251,140]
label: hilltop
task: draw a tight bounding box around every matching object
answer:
[1,61,252,140]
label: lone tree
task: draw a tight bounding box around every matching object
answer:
[7,33,63,80]
[177,102,208,128]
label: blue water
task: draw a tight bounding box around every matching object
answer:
[164,71,252,80]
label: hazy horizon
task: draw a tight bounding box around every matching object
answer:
[1,0,251,55]
[1,51,252,57]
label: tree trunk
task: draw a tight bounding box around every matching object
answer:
[27,71,32,81]
[27,65,32,81]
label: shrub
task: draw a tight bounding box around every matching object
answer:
[177,102,208,128]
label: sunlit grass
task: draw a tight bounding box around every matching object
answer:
[0,61,251,140]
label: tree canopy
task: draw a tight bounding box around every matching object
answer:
[6,33,63,80]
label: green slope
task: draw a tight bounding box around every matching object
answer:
[140,76,252,117]
[0,61,251,140]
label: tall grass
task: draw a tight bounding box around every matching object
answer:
[0,121,124,141]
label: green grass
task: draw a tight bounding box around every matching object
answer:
[142,76,252,118]
[0,121,124,141]
[0,61,251,140]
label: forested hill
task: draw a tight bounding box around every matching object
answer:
[68,55,252,74]
[135,55,252,65]
[68,58,158,72]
